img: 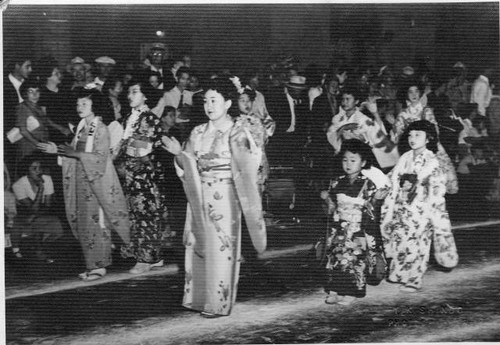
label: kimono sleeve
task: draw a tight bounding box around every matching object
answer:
[79,122,110,182]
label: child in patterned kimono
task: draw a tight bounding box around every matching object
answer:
[321,139,390,305]
[381,120,458,293]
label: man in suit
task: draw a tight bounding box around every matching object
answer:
[266,75,309,168]
[4,56,33,171]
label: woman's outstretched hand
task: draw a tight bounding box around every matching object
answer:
[161,136,182,156]
[37,142,58,154]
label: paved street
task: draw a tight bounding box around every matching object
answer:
[4,224,500,344]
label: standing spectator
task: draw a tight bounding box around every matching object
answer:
[446,62,471,111]
[144,43,167,89]
[37,57,72,145]
[115,79,166,274]
[38,88,130,280]
[14,79,69,174]
[93,56,116,90]
[470,67,494,117]
[381,120,458,292]
[161,76,267,318]
[152,67,193,120]
[4,55,32,171]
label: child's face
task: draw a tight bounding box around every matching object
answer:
[238,94,253,114]
[342,151,366,177]
[161,111,176,128]
[149,76,160,89]
[408,130,429,152]
[407,86,421,104]
[341,93,358,113]
[77,97,94,118]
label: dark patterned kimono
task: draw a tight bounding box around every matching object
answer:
[324,174,385,298]
[117,105,167,263]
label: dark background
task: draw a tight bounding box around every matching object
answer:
[3,2,499,78]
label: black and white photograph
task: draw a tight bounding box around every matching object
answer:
[2,0,500,344]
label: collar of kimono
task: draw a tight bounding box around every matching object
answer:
[74,116,100,152]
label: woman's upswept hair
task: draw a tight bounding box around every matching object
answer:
[406,120,439,153]
[205,76,238,102]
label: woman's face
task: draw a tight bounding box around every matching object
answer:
[407,86,421,104]
[342,151,365,177]
[128,84,147,109]
[238,94,253,114]
[50,67,63,84]
[204,89,231,122]
[26,88,40,104]
[77,97,94,119]
[328,80,339,95]
[408,130,429,152]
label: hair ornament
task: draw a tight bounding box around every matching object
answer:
[229,76,245,94]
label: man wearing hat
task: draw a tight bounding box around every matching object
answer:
[144,43,167,89]
[446,61,471,111]
[266,75,309,168]
[93,56,116,90]
[66,57,91,91]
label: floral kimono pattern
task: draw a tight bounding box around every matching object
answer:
[176,115,266,316]
[327,108,398,169]
[392,105,459,194]
[62,118,130,270]
[380,149,458,289]
[117,107,167,263]
[324,174,386,298]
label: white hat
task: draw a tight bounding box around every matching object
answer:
[151,43,166,51]
[453,61,466,69]
[67,56,91,72]
[95,56,116,65]
[286,75,307,90]
[402,66,414,76]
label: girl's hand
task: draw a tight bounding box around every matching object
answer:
[320,190,330,200]
[57,144,80,159]
[161,136,182,155]
[37,141,58,154]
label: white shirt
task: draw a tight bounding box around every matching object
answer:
[470,75,492,116]
[152,86,193,117]
[9,73,24,103]
[13,175,54,201]
[285,91,297,132]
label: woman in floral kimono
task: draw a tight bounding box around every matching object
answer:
[162,76,267,318]
[381,120,458,293]
[321,139,390,305]
[115,79,167,274]
[391,82,425,145]
[38,88,130,281]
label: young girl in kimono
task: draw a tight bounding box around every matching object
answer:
[321,139,390,305]
[381,120,458,292]
[38,88,130,281]
[162,76,267,318]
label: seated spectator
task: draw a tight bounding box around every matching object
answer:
[4,164,21,259]
[12,155,64,262]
